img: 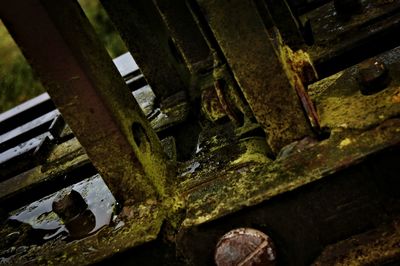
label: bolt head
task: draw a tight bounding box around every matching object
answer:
[65,209,96,239]
[215,228,276,266]
[52,188,87,222]
[358,59,390,95]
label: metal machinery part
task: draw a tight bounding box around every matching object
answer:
[0,0,400,265]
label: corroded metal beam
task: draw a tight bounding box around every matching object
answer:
[153,0,213,75]
[196,0,314,153]
[101,0,190,102]
[0,0,172,203]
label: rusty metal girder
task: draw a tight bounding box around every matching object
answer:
[3,117,398,265]
[305,0,400,77]
[0,0,172,203]
[153,0,214,75]
[263,0,305,48]
[1,0,400,265]
[313,218,400,265]
[101,0,190,102]
[196,0,315,154]
[177,119,400,265]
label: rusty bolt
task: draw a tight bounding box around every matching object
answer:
[358,59,390,95]
[64,209,96,239]
[52,188,87,222]
[52,188,96,238]
[214,228,276,266]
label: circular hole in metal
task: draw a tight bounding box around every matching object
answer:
[131,122,151,151]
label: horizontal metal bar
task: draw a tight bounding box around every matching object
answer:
[0,93,54,135]
[0,110,60,153]
[0,141,93,211]
[306,0,400,77]
[0,132,52,180]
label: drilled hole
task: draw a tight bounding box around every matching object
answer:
[131,122,150,151]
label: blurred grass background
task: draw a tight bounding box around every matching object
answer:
[0,0,126,113]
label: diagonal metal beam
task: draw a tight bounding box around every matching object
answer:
[196,0,314,154]
[0,0,173,203]
[153,0,213,75]
[101,0,190,102]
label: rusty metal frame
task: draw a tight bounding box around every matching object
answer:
[101,0,190,102]
[0,0,400,265]
[0,0,173,204]
[195,0,315,154]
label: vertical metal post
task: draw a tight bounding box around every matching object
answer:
[101,0,190,102]
[263,0,304,48]
[196,0,314,153]
[153,0,213,75]
[0,0,172,203]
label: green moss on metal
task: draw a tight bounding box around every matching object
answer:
[181,119,400,227]
[309,51,400,130]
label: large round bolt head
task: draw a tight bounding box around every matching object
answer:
[214,228,276,266]
[358,59,390,95]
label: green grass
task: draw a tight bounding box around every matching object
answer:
[0,21,45,113]
[0,0,126,113]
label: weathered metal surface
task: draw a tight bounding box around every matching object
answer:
[101,0,189,101]
[0,52,136,138]
[212,65,257,126]
[150,91,191,132]
[177,121,400,265]
[0,137,91,210]
[309,46,400,130]
[0,174,160,265]
[358,58,390,95]
[180,119,400,227]
[0,133,52,180]
[196,0,314,154]
[0,86,184,209]
[305,0,400,77]
[0,0,172,203]
[214,228,276,266]
[313,219,400,265]
[201,85,227,123]
[4,199,165,265]
[264,0,304,48]
[154,0,213,75]
[1,117,399,265]
[1,0,400,264]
